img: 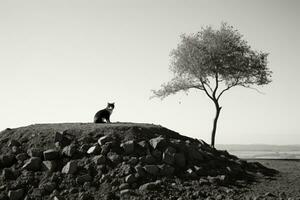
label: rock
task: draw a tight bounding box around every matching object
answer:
[149,136,167,149]
[43,149,59,160]
[78,192,94,200]
[27,148,43,158]
[98,135,113,145]
[42,160,57,172]
[175,153,186,168]
[152,150,162,161]
[16,153,29,162]
[120,189,132,196]
[62,161,77,174]
[107,152,122,165]
[62,144,77,157]
[127,157,139,166]
[125,174,137,184]
[76,174,92,184]
[119,183,130,190]
[187,146,204,162]
[39,182,56,193]
[2,168,15,180]
[135,165,146,177]
[92,155,106,165]
[158,164,175,176]
[53,196,65,200]
[8,140,21,147]
[162,151,175,165]
[143,165,159,176]
[0,154,16,167]
[11,146,21,154]
[54,132,71,148]
[119,164,132,176]
[139,180,161,191]
[8,189,24,200]
[185,168,198,179]
[142,155,156,164]
[22,157,42,171]
[87,145,101,155]
[120,140,135,154]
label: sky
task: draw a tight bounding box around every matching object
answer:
[0,0,299,145]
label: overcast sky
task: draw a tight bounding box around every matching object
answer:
[0,0,299,145]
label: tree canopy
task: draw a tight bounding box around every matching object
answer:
[152,23,272,147]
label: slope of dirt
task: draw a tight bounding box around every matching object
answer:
[0,123,278,200]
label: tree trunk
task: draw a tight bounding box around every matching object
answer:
[211,102,222,148]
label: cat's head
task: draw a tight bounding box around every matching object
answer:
[107,102,115,110]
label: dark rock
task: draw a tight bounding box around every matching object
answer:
[2,168,15,180]
[22,157,42,171]
[7,189,24,200]
[27,148,43,158]
[54,132,71,148]
[107,152,122,165]
[0,154,16,167]
[125,174,137,184]
[78,192,94,200]
[76,174,92,184]
[162,151,175,165]
[8,140,21,147]
[139,180,161,191]
[120,140,135,154]
[43,149,59,160]
[39,182,56,193]
[92,155,106,165]
[61,161,77,174]
[158,164,175,176]
[142,155,156,164]
[143,165,159,176]
[134,165,146,178]
[175,153,186,168]
[127,157,139,166]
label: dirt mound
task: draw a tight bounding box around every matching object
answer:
[0,123,277,200]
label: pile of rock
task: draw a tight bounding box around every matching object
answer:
[0,124,277,200]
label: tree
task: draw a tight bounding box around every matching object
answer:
[152,23,272,147]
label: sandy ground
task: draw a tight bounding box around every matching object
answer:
[242,159,300,199]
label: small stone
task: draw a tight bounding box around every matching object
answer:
[27,148,43,158]
[2,168,15,180]
[92,155,106,165]
[107,152,122,165]
[119,183,130,190]
[11,146,21,154]
[87,145,101,155]
[120,140,135,154]
[40,182,56,193]
[125,174,137,184]
[16,153,29,162]
[120,189,132,196]
[42,160,57,172]
[143,165,159,176]
[61,161,77,174]
[149,136,166,149]
[8,140,21,147]
[127,157,138,166]
[53,196,65,200]
[8,189,24,200]
[22,157,42,171]
[62,144,77,157]
[98,135,112,145]
[139,180,160,191]
[43,149,59,160]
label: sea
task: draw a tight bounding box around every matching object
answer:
[216,144,300,159]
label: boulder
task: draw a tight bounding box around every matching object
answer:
[22,157,42,171]
[8,139,21,147]
[2,168,15,180]
[43,149,59,160]
[7,189,24,200]
[62,161,77,174]
[0,154,16,167]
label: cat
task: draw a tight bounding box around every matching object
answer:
[94,103,115,123]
